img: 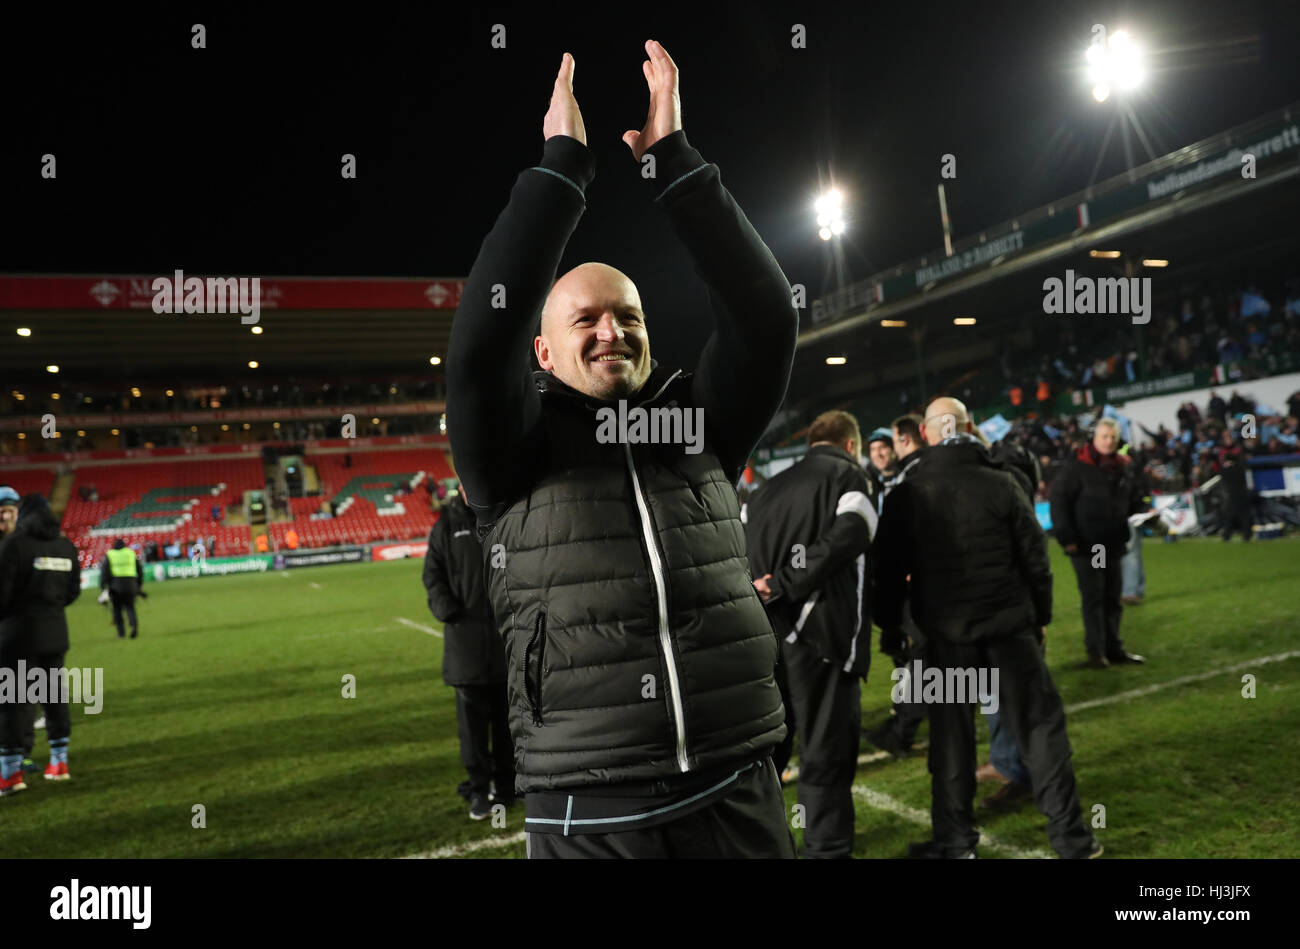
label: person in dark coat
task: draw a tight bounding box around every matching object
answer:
[745,410,875,858]
[863,414,927,758]
[100,539,144,639]
[1049,418,1148,668]
[446,45,797,858]
[1217,437,1254,542]
[0,494,81,792]
[874,398,1100,859]
[422,487,512,820]
[0,486,40,774]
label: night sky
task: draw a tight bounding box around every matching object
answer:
[6,0,1299,371]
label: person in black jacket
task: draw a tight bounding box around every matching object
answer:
[0,494,81,793]
[874,398,1099,859]
[422,486,513,820]
[1049,418,1148,668]
[863,414,927,758]
[0,486,40,775]
[446,44,797,859]
[745,410,874,858]
[1217,441,1254,542]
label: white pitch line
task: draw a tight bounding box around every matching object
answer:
[1064,649,1300,714]
[395,616,443,638]
[309,582,323,590]
[404,830,525,859]
[851,785,1054,859]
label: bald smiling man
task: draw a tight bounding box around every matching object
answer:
[446,44,798,859]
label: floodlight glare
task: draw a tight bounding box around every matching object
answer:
[815,188,846,241]
[1086,28,1145,99]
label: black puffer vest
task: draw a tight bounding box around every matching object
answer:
[482,366,785,792]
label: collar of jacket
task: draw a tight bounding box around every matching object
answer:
[532,360,686,412]
[922,438,999,470]
[806,443,859,465]
[1077,443,1128,470]
[896,448,926,474]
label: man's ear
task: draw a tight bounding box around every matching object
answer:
[534,335,553,371]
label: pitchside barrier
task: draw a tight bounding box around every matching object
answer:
[74,543,423,588]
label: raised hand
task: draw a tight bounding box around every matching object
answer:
[543,52,586,146]
[622,39,682,161]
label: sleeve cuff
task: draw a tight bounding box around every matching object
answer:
[643,130,710,202]
[536,135,597,195]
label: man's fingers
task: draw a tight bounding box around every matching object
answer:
[556,52,574,92]
[622,130,639,151]
[642,58,655,92]
[647,39,678,84]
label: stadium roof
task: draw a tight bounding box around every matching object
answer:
[0,276,462,383]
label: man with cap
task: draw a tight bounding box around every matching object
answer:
[101,538,145,639]
[865,428,897,500]
[0,494,82,792]
[0,487,18,543]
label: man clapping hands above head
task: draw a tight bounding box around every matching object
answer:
[447,42,799,859]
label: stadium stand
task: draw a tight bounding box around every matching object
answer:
[59,458,262,567]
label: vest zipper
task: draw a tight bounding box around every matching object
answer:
[525,611,546,727]
[622,441,690,773]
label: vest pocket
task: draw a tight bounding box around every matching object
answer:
[524,610,547,727]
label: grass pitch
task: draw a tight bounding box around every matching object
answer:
[3,537,1297,858]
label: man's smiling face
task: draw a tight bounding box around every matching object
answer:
[535,262,652,401]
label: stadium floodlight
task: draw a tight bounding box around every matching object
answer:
[1142,258,1169,267]
[248,360,259,369]
[16,327,31,336]
[826,355,847,365]
[45,364,58,373]
[881,320,907,327]
[954,317,977,325]
[1087,28,1144,102]
[816,188,846,241]
[430,355,442,366]
[1090,249,1122,258]
[251,326,264,335]
[76,430,86,437]
[110,428,119,436]
[50,393,59,400]
[165,389,174,397]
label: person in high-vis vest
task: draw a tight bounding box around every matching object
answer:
[101,539,144,639]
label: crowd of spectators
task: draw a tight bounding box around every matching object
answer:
[964,276,1300,413]
[994,386,1300,500]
